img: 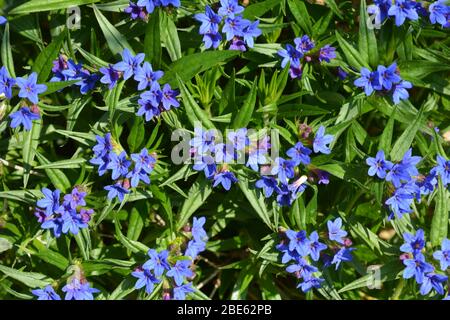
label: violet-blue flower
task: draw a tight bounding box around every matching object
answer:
[388,0,419,26]
[285,230,311,257]
[271,157,296,183]
[15,72,47,104]
[318,45,336,63]
[331,247,355,270]
[327,217,347,244]
[392,80,412,104]
[62,279,100,300]
[213,170,238,190]
[218,0,244,18]
[402,252,434,284]
[0,66,15,99]
[195,6,222,34]
[308,231,327,262]
[313,126,334,154]
[255,176,279,198]
[433,238,450,271]
[377,62,401,90]
[131,268,160,294]
[366,150,393,179]
[400,229,425,255]
[173,283,195,300]
[354,67,381,96]
[9,107,40,131]
[142,249,171,277]
[37,188,61,216]
[420,273,448,296]
[286,142,311,166]
[134,61,164,90]
[104,182,130,202]
[166,260,195,286]
[32,285,61,300]
[107,151,131,180]
[114,48,145,81]
[99,64,121,90]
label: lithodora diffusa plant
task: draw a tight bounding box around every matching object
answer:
[0,0,450,301]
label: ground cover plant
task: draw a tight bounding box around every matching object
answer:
[0,0,450,300]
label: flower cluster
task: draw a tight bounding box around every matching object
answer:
[366,150,450,220]
[2,67,47,131]
[400,229,449,297]
[50,55,100,94]
[34,186,93,238]
[368,0,449,28]
[276,218,355,293]
[354,62,412,104]
[132,216,208,300]
[255,126,334,207]
[125,0,181,20]
[194,0,262,51]
[32,265,99,300]
[277,35,337,79]
[100,49,179,122]
[90,132,156,202]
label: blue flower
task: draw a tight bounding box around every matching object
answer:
[137,95,161,122]
[433,155,450,186]
[32,285,61,300]
[285,230,311,257]
[160,0,180,7]
[185,240,206,259]
[400,229,425,255]
[214,143,235,164]
[134,61,164,90]
[161,84,180,110]
[433,238,450,271]
[99,64,121,89]
[195,6,222,34]
[420,273,448,296]
[218,0,244,18]
[63,187,87,209]
[173,283,195,300]
[297,276,324,293]
[60,209,88,235]
[213,170,238,190]
[229,37,247,51]
[192,216,208,242]
[392,80,412,104]
[132,268,160,294]
[327,217,347,244]
[104,182,130,202]
[308,231,327,262]
[0,66,15,99]
[166,260,195,286]
[77,71,100,94]
[429,0,449,27]
[400,148,421,177]
[331,247,355,270]
[202,32,222,49]
[222,16,249,41]
[402,253,434,284]
[286,258,318,279]
[37,188,61,216]
[278,44,302,69]
[242,20,261,48]
[366,150,393,179]
[227,128,249,151]
[385,163,411,188]
[288,176,308,200]
[286,142,311,166]
[62,279,100,300]
[9,107,40,131]
[141,81,163,107]
[193,154,217,179]
[318,45,336,63]
[271,157,296,183]
[114,48,145,81]
[337,67,348,80]
[388,0,419,26]
[367,0,391,26]
[385,186,414,219]
[354,67,381,96]
[255,176,279,198]
[142,249,171,277]
[276,183,294,207]
[0,16,7,25]
[313,126,334,154]
[131,148,156,174]
[294,35,315,54]
[107,151,131,180]
[417,172,438,197]
[124,2,147,20]
[90,154,112,176]
[377,62,401,90]
[15,72,47,104]
[246,146,268,171]
[137,0,155,14]
[41,217,64,238]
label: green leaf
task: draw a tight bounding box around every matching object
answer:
[335,31,368,69]
[22,119,42,188]
[93,5,134,56]
[237,175,274,230]
[243,0,282,19]
[176,75,215,130]
[325,0,343,19]
[287,0,312,35]
[10,0,101,14]
[127,116,145,153]
[35,152,71,192]
[176,176,213,230]
[358,0,378,68]
[378,107,396,154]
[32,31,65,83]
[0,238,13,253]
[0,265,52,288]
[160,12,181,62]
[40,80,80,96]
[144,8,161,69]
[390,108,424,162]
[1,23,16,78]
[114,217,149,254]
[232,78,258,129]
[161,51,240,88]
[338,261,403,293]
[430,178,449,246]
